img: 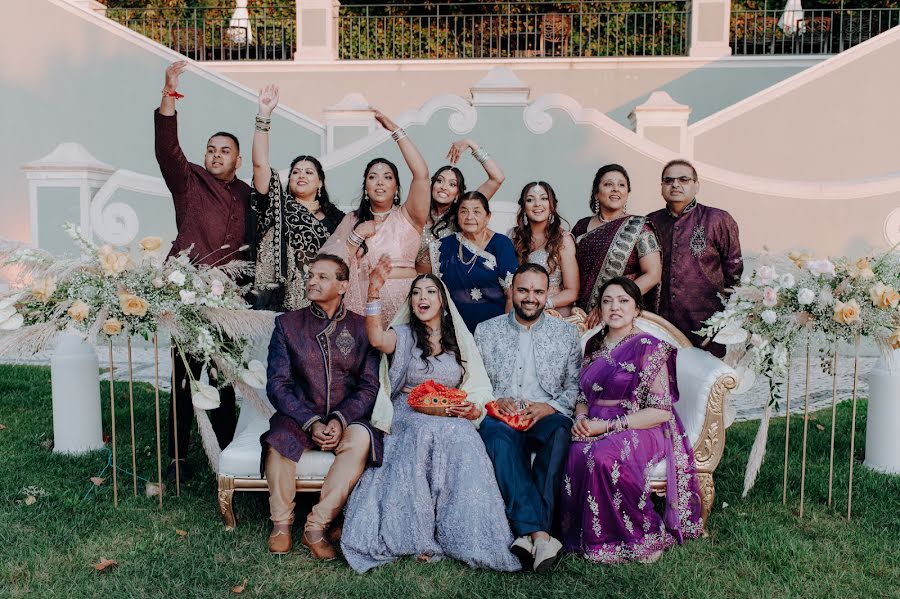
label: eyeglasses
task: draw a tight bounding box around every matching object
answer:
[661,176,695,186]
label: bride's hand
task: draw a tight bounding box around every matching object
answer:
[572,417,593,438]
[584,308,604,331]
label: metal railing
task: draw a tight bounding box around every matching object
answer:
[730,8,900,55]
[338,2,690,60]
[106,5,296,61]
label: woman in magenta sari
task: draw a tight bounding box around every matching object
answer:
[574,164,661,326]
[560,277,703,564]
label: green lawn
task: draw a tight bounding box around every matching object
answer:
[1,364,897,598]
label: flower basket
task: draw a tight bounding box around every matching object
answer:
[406,379,467,416]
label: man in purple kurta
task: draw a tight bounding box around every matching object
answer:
[155,61,253,482]
[648,159,743,357]
[262,255,382,557]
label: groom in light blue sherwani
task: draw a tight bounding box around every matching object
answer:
[474,263,581,573]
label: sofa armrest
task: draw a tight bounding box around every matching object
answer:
[675,348,737,474]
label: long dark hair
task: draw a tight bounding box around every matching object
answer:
[589,163,631,215]
[430,165,467,238]
[352,157,402,255]
[584,276,644,357]
[289,155,343,223]
[407,274,466,379]
[510,181,569,274]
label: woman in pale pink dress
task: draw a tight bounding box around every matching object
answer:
[320,111,431,325]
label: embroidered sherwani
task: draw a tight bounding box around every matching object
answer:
[648,200,743,356]
[261,304,383,468]
[474,312,582,537]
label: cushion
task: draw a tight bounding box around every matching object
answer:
[218,397,335,480]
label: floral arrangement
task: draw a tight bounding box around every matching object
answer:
[0,225,272,409]
[698,246,900,495]
[700,248,900,399]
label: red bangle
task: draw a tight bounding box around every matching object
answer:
[162,89,184,99]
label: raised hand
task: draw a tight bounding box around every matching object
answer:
[258,83,279,117]
[367,254,393,296]
[446,139,476,165]
[164,61,187,93]
[373,109,399,133]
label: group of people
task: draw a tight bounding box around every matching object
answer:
[154,61,743,570]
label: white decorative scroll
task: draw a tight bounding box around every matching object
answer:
[885,208,900,247]
[89,169,170,245]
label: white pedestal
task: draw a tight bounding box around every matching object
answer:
[864,348,900,474]
[50,333,104,454]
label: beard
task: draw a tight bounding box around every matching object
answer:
[513,301,543,322]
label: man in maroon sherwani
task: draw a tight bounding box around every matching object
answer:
[262,254,382,558]
[648,159,743,357]
[154,61,253,482]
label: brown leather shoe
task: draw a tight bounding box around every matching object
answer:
[302,530,337,560]
[268,524,292,555]
[326,524,342,544]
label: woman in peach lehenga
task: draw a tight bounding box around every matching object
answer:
[320,111,431,325]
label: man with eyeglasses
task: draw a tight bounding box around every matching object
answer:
[648,159,743,357]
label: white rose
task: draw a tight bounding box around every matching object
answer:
[190,380,221,410]
[167,270,186,286]
[151,277,165,289]
[779,273,796,289]
[755,265,777,286]
[761,310,778,325]
[797,287,816,305]
[179,290,196,305]
[210,279,225,297]
[240,360,267,389]
[807,259,836,278]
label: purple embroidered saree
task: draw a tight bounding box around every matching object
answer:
[560,332,703,563]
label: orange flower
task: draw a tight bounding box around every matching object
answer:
[869,282,900,309]
[139,236,162,252]
[832,299,861,325]
[67,299,90,322]
[788,250,811,269]
[119,293,149,317]
[102,318,123,336]
[31,276,56,303]
[889,328,900,350]
[98,245,132,277]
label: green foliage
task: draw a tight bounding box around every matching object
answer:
[1,363,898,598]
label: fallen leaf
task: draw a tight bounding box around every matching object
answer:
[175,529,188,537]
[231,579,248,594]
[90,477,105,486]
[0,423,7,430]
[145,482,165,498]
[815,423,826,432]
[39,438,53,450]
[93,557,118,573]
[24,495,36,506]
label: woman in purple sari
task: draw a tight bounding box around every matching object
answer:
[560,277,703,564]
[574,165,661,325]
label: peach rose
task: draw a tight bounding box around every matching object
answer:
[854,258,875,280]
[67,299,90,322]
[889,328,900,350]
[139,236,162,252]
[31,276,56,303]
[869,282,900,309]
[98,245,132,277]
[788,250,811,269]
[102,318,123,336]
[832,299,861,325]
[762,287,778,308]
[119,293,149,317]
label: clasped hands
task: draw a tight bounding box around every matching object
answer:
[311,419,344,452]
[445,401,481,420]
[494,397,556,429]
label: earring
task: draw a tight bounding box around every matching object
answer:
[593,198,600,214]
[317,187,322,198]
[624,202,629,213]
[549,213,555,225]
[363,190,369,203]
[394,191,401,205]
[522,214,528,226]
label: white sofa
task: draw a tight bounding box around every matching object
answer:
[216,312,736,529]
